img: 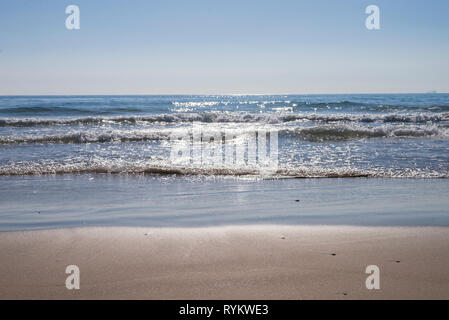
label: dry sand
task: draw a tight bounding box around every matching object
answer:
[1,225,449,299]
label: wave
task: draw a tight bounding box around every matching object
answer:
[0,106,144,115]
[366,104,449,112]
[298,102,449,112]
[1,124,447,145]
[290,125,449,141]
[0,162,447,178]
[1,111,448,127]
[171,99,449,111]
[0,130,169,144]
[292,113,449,124]
[0,106,97,114]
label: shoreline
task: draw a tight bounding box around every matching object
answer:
[2,176,449,231]
[1,225,449,299]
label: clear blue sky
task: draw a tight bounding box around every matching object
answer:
[1,0,448,94]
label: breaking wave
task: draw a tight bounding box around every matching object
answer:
[0,124,447,145]
[0,162,447,178]
[1,111,448,127]
[290,124,449,141]
[0,130,169,144]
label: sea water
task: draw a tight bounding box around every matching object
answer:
[0,94,448,230]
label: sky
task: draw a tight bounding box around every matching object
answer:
[0,0,449,95]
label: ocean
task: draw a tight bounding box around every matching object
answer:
[0,94,448,230]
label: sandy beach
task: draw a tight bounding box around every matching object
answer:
[1,225,449,299]
[2,0,449,305]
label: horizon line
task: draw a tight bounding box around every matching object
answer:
[0,91,446,97]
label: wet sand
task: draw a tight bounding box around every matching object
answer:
[1,225,449,299]
[2,176,449,231]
